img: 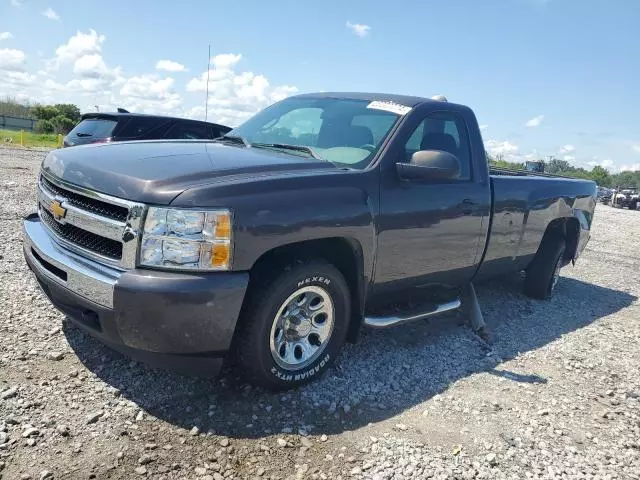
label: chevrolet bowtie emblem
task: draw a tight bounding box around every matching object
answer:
[50,200,67,221]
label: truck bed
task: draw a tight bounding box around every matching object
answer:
[475,173,596,280]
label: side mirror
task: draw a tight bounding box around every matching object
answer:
[396,150,461,181]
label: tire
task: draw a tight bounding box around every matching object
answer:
[233,259,351,390]
[523,236,566,300]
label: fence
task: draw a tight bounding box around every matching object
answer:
[0,115,37,132]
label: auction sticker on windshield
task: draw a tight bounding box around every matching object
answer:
[366,100,412,116]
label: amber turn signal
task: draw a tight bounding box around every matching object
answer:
[210,243,230,269]
[216,214,231,239]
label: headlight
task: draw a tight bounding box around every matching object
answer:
[140,207,232,271]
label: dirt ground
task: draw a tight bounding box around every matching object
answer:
[1,147,639,479]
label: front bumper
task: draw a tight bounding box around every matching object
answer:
[22,213,249,375]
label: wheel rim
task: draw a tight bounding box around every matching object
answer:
[269,286,335,371]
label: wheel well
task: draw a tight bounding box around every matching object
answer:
[248,238,365,343]
[539,217,580,265]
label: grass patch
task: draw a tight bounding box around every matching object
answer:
[0,129,60,148]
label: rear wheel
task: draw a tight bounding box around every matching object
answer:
[523,236,566,300]
[233,259,350,390]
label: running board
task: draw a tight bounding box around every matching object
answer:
[363,299,462,328]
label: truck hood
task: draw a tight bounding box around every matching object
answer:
[41,140,335,204]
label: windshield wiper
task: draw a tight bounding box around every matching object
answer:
[75,132,93,137]
[251,143,322,160]
[214,135,251,147]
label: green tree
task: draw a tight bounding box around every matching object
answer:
[52,115,76,134]
[545,158,573,175]
[54,104,81,123]
[32,105,60,121]
[611,171,640,189]
[589,166,611,187]
[36,119,55,133]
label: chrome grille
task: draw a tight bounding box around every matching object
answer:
[40,208,123,259]
[41,176,129,222]
[37,172,145,269]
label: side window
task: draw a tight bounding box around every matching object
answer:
[118,118,154,138]
[404,112,472,180]
[208,125,228,139]
[254,107,322,146]
[164,122,210,139]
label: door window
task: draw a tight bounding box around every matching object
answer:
[405,112,472,180]
[164,121,211,139]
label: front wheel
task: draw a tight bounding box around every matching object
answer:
[233,259,351,390]
[523,236,566,300]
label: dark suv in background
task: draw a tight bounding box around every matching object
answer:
[63,111,231,147]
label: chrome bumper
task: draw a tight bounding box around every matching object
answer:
[22,214,121,309]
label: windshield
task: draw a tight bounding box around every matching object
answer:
[229,97,402,169]
[69,118,117,138]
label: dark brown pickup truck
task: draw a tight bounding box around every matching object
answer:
[23,92,596,389]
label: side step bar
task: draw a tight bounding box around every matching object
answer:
[363,299,462,328]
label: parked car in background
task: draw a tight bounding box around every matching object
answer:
[612,187,639,209]
[525,160,545,173]
[63,110,231,147]
[597,186,614,205]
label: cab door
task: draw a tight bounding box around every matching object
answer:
[373,108,491,293]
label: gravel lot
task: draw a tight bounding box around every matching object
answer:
[1,146,639,480]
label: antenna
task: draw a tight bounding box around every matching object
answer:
[205,43,211,121]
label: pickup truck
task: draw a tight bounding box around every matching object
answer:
[22,92,596,390]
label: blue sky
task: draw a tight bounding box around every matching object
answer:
[2,0,639,170]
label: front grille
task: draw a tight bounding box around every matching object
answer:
[40,208,123,260]
[41,176,129,222]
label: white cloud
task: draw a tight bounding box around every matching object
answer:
[479,124,488,132]
[632,144,640,154]
[0,70,37,89]
[73,54,111,77]
[525,115,544,127]
[185,53,298,126]
[11,0,24,6]
[563,155,575,161]
[211,53,242,69]
[485,139,518,156]
[588,158,615,170]
[620,164,640,172]
[43,7,60,20]
[120,75,174,99]
[0,48,25,71]
[2,32,296,128]
[346,21,371,38]
[50,29,106,69]
[559,144,575,153]
[0,32,12,41]
[156,60,187,72]
[601,159,614,168]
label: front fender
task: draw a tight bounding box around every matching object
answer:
[170,169,379,281]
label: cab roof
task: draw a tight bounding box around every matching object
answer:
[291,91,453,108]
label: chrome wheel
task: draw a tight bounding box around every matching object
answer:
[269,286,335,371]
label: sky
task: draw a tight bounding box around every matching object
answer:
[1,0,639,171]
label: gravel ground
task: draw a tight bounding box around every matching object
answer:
[1,146,639,480]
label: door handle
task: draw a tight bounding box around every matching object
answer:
[459,198,477,215]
